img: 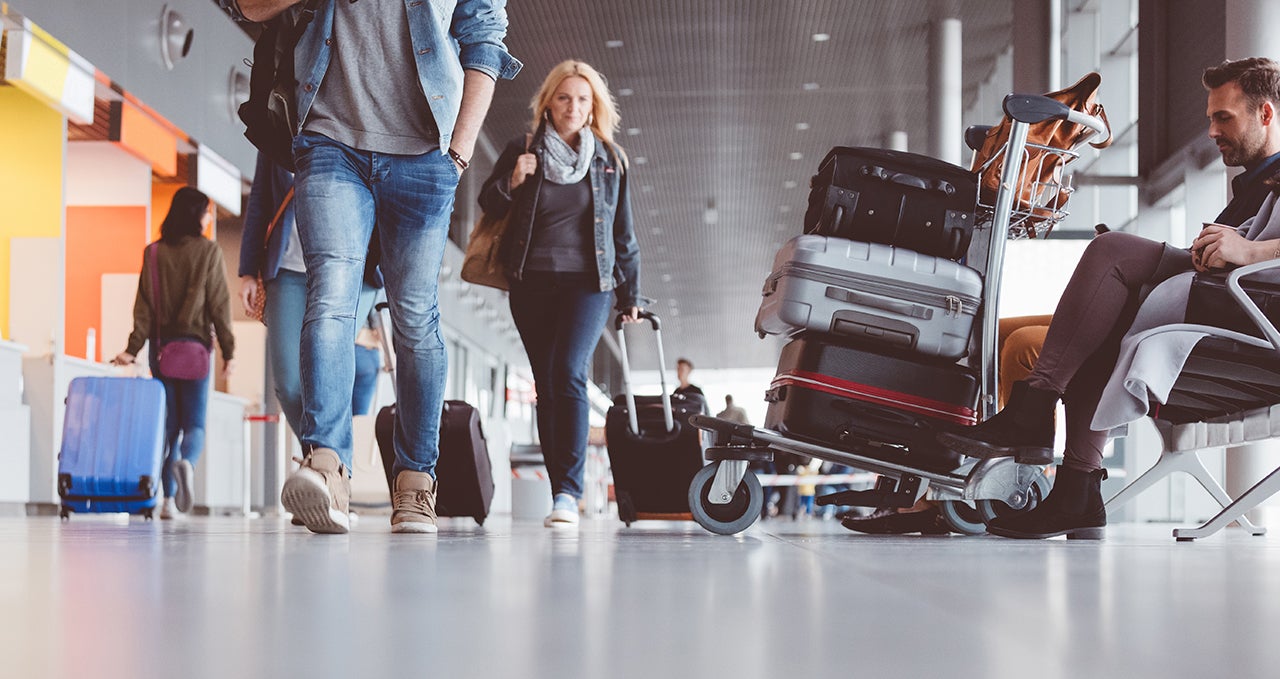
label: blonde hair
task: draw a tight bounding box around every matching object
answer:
[530,60,627,166]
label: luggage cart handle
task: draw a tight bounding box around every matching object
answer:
[615,310,674,436]
[1001,93,1111,145]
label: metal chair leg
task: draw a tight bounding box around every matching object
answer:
[1173,466,1280,540]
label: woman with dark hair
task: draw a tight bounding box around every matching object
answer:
[479,60,649,528]
[113,187,236,520]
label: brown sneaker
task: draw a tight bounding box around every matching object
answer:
[281,448,351,534]
[391,470,438,534]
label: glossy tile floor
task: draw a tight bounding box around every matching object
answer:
[2,514,1278,679]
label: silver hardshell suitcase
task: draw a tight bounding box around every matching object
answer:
[754,234,982,359]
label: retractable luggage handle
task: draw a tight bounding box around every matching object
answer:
[614,310,674,436]
[373,301,397,400]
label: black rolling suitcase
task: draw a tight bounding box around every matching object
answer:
[803,147,979,260]
[605,311,705,525]
[373,303,494,525]
[764,335,978,472]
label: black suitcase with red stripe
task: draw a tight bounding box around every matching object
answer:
[764,336,977,471]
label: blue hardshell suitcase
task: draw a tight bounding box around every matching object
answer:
[58,377,167,518]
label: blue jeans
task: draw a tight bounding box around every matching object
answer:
[352,344,381,416]
[149,344,211,498]
[264,269,376,440]
[292,132,457,476]
[509,272,612,499]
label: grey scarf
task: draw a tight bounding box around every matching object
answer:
[541,127,595,185]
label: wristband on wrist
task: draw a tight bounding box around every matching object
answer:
[448,148,469,171]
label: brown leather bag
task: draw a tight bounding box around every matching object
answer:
[972,72,1112,228]
[461,133,532,291]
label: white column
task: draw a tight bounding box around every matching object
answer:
[929,18,962,165]
[1222,0,1280,526]
[884,131,909,152]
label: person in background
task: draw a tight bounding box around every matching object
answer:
[113,187,235,520]
[674,357,703,398]
[716,394,750,425]
[479,60,647,529]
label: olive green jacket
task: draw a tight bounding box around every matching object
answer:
[125,236,235,361]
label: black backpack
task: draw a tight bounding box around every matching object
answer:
[238,1,321,172]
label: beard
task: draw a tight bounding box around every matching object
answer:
[1221,126,1268,167]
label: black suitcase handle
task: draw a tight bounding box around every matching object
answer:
[862,165,957,196]
[615,311,674,435]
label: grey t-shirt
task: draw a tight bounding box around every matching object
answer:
[525,176,594,273]
[305,0,439,154]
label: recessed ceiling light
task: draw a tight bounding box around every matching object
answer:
[651,227,663,235]
[627,127,642,136]
[634,156,647,165]
[779,205,792,213]
[789,152,803,160]
[661,274,673,283]
[795,122,811,131]
[812,33,830,42]
[619,88,634,96]
[802,82,820,91]
[606,39,624,48]
[642,185,653,192]
[783,180,798,189]
[648,209,660,217]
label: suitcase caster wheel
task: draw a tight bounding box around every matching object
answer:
[938,501,987,536]
[473,516,485,527]
[689,462,763,535]
[59,506,70,521]
[617,492,636,526]
[143,509,155,521]
[976,470,1052,524]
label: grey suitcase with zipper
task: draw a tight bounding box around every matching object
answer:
[755,235,982,359]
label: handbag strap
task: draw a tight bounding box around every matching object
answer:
[147,242,165,350]
[262,186,295,257]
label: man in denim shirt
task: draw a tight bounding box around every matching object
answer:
[221,0,521,534]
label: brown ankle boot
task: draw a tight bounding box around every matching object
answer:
[987,466,1107,540]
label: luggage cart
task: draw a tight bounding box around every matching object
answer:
[688,93,1112,535]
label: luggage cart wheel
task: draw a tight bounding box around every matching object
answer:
[976,470,1052,524]
[938,501,988,536]
[689,462,763,535]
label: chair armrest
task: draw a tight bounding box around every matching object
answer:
[1226,257,1280,351]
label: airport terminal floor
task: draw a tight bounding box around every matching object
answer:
[3,515,1277,679]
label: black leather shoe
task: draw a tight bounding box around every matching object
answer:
[841,505,952,535]
[987,466,1107,539]
[937,381,1059,464]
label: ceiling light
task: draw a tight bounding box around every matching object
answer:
[651,227,663,235]
[634,156,647,165]
[703,198,719,225]
[802,82,820,91]
[779,205,792,213]
[619,88,634,96]
[783,180,797,189]
[661,274,673,283]
[606,39,624,48]
[642,185,653,192]
[812,33,830,42]
[627,128,642,136]
[648,209,660,217]
[795,122,810,131]
[789,152,803,160]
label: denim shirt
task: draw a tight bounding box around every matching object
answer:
[480,133,650,310]
[217,0,522,152]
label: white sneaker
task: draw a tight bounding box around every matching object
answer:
[544,493,580,528]
[174,460,195,513]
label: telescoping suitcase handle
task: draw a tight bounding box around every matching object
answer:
[373,301,397,400]
[615,310,675,436]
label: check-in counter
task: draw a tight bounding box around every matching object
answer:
[0,340,31,512]
[194,391,252,516]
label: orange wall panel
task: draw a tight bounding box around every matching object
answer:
[66,206,147,361]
